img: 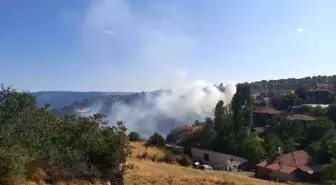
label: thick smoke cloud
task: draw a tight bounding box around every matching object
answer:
[79,71,236,137]
[116,79,236,137]
[81,0,236,137]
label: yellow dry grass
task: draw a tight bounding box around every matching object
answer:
[125,142,300,185]
[16,142,301,185]
[129,142,165,160]
[125,158,298,185]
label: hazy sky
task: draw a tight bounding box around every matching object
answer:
[1,0,336,92]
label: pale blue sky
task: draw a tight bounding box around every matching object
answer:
[1,0,336,92]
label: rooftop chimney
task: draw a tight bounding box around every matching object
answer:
[278,147,282,155]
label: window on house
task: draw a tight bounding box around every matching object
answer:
[203,153,209,161]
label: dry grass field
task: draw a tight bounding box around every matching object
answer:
[16,142,301,185]
[125,142,298,185]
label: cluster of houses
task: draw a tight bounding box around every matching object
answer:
[188,147,320,182]
[173,84,336,183]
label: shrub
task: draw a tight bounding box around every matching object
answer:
[124,162,134,170]
[178,155,193,167]
[128,131,142,142]
[147,132,166,148]
[0,145,30,184]
[0,86,130,184]
[169,147,183,156]
[140,152,148,160]
[151,154,159,162]
[162,151,177,164]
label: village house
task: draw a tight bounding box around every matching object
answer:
[303,84,336,104]
[191,148,248,171]
[253,107,282,127]
[255,150,319,182]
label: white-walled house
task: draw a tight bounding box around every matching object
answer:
[191,148,248,171]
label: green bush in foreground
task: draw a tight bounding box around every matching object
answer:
[178,155,193,167]
[0,86,130,184]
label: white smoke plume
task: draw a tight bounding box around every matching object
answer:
[81,0,237,137]
[79,71,236,137]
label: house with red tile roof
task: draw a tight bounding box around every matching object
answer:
[253,107,282,127]
[255,150,318,182]
[304,84,336,104]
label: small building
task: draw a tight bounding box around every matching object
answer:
[252,127,266,135]
[253,107,282,127]
[191,148,248,171]
[165,144,191,156]
[286,114,316,121]
[303,84,336,104]
[256,150,318,182]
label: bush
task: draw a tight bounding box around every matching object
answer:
[168,147,183,156]
[139,152,148,160]
[162,151,177,164]
[151,154,159,162]
[178,155,193,167]
[124,162,134,170]
[0,145,30,184]
[321,159,336,184]
[128,131,142,142]
[0,86,130,184]
[147,132,166,148]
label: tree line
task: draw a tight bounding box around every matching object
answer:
[249,74,336,94]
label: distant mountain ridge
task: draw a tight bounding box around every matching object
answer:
[32,75,336,110]
[31,91,135,109]
[30,74,336,137]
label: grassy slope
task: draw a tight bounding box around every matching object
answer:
[125,142,297,185]
[17,142,300,185]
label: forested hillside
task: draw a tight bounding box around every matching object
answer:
[250,75,336,94]
[31,91,134,109]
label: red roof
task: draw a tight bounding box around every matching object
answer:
[256,150,313,175]
[306,84,336,93]
[286,114,316,121]
[253,107,282,115]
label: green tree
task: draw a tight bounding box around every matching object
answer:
[147,132,166,148]
[204,117,214,128]
[321,158,336,185]
[271,93,301,110]
[327,104,336,123]
[263,134,285,156]
[212,100,234,153]
[241,131,265,164]
[0,85,36,123]
[128,131,142,142]
[231,83,253,134]
[0,86,130,184]
[214,100,225,131]
[295,86,307,99]
[307,129,336,165]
